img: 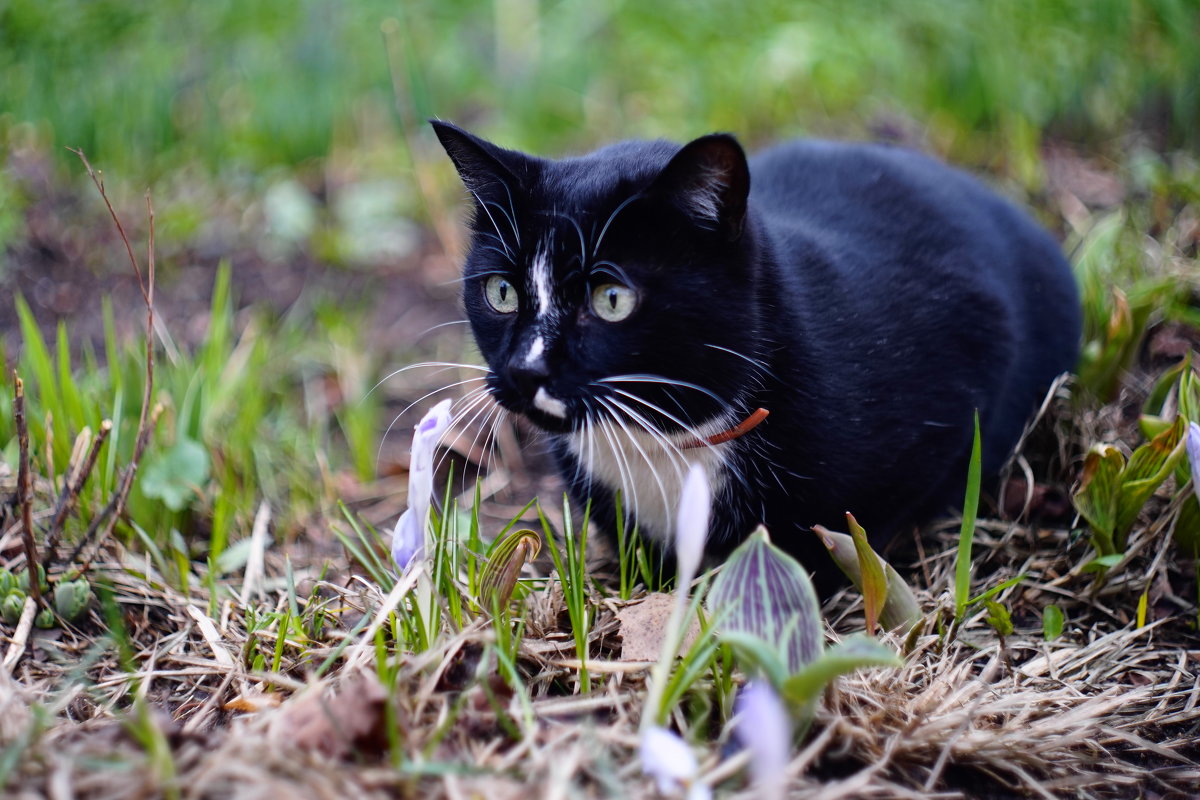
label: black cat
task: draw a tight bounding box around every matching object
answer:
[431,120,1081,594]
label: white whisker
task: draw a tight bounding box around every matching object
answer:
[593,193,642,257]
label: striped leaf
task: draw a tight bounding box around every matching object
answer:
[1115,416,1186,547]
[707,526,822,676]
[1073,443,1124,555]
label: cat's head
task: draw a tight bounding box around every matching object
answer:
[432,121,765,439]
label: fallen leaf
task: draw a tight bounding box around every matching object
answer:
[223,687,283,713]
[616,593,699,662]
[270,673,390,760]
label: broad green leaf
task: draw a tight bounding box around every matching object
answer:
[815,526,922,632]
[707,526,822,676]
[847,512,885,634]
[1115,416,1186,545]
[1042,605,1065,640]
[140,437,210,511]
[781,635,901,709]
[1072,444,1125,555]
[955,411,982,619]
[718,631,791,690]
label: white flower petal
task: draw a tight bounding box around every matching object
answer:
[392,399,454,574]
[640,725,699,795]
[674,463,711,588]
[1187,422,1200,492]
[391,507,424,572]
[734,681,791,799]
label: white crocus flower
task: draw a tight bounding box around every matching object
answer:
[639,725,712,800]
[1187,422,1200,492]
[391,399,453,572]
[734,681,791,800]
[674,462,711,590]
[642,463,713,733]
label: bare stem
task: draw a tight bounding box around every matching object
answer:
[43,420,113,568]
[13,374,41,608]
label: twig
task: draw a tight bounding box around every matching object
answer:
[43,420,112,568]
[68,406,163,572]
[62,150,158,571]
[13,375,41,609]
[67,148,148,305]
[2,595,36,673]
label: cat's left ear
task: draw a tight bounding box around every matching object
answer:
[650,134,750,241]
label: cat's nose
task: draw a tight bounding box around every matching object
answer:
[508,355,550,397]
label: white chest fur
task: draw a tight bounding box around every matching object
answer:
[564,419,730,545]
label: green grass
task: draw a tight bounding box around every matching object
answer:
[1,0,1197,191]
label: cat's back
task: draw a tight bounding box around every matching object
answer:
[745,137,1081,476]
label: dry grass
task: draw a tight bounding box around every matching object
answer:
[3,456,1199,800]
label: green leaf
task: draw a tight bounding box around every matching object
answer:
[1042,604,1065,640]
[955,411,982,619]
[718,630,791,690]
[1072,444,1125,555]
[140,437,210,511]
[1173,494,1200,558]
[707,526,823,677]
[815,526,922,632]
[983,601,1013,636]
[781,634,902,709]
[1081,553,1125,573]
[478,528,540,612]
[847,512,886,634]
[1141,352,1190,420]
[1115,416,1186,544]
[965,574,1025,607]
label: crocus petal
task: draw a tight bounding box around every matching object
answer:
[674,463,711,588]
[640,725,701,796]
[391,399,454,573]
[391,507,423,571]
[1187,422,1200,491]
[734,681,791,800]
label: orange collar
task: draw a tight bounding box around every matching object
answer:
[680,408,769,449]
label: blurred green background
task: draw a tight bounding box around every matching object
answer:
[2,0,1197,189]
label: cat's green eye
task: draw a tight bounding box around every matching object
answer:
[590,283,637,322]
[484,275,519,314]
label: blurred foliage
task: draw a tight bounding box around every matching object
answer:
[1,0,1197,185]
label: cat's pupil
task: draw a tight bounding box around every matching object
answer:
[606,289,617,309]
[499,282,509,301]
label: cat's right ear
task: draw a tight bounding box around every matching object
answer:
[430,120,527,199]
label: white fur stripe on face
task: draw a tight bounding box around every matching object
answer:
[533,387,567,418]
[524,335,545,366]
[530,238,554,319]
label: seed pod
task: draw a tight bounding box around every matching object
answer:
[54,578,92,622]
[2,591,26,625]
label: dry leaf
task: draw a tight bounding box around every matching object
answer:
[270,673,390,760]
[223,687,283,714]
[615,592,700,662]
